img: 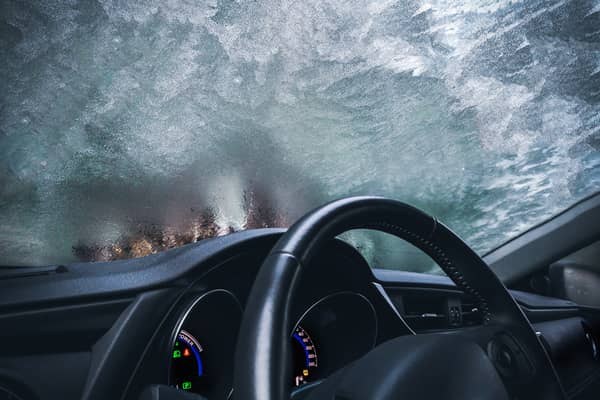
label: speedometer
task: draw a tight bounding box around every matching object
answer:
[292,325,318,387]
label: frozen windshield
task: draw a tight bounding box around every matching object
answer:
[1,0,599,267]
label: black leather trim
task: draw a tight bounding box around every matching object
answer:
[235,252,301,400]
[363,220,492,322]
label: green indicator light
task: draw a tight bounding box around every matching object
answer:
[182,381,192,390]
[173,350,181,359]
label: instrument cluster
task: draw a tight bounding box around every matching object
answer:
[168,290,377,399]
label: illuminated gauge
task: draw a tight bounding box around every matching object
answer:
[292,325,318,387]
[170,330,205,393]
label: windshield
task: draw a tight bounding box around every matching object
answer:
[1,0,599,267]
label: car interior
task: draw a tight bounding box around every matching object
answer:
[0,193,599,400]
[1,1,599,399]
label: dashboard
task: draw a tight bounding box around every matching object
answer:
[0,229,599,400]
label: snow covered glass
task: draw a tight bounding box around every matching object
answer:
[0,0,599,267]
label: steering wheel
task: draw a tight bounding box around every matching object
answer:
[233,197,565,400]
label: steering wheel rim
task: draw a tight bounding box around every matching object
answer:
[233,196,565,399]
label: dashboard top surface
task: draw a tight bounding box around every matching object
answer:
[0,228,583,313]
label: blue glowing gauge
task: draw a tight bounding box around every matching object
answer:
[171,330,205,393]
[292,325,318,387]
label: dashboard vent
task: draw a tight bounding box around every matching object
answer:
[401,292,448,331]
[391,290,483,332]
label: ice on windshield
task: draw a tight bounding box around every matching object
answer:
[0,0,599,267]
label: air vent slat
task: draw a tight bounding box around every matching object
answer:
[390,289,484,333]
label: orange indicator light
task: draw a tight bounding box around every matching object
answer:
[183,348,191,357]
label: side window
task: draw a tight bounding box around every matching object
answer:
[338,229,446,275]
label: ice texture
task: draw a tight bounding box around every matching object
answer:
[0,0,599,267]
